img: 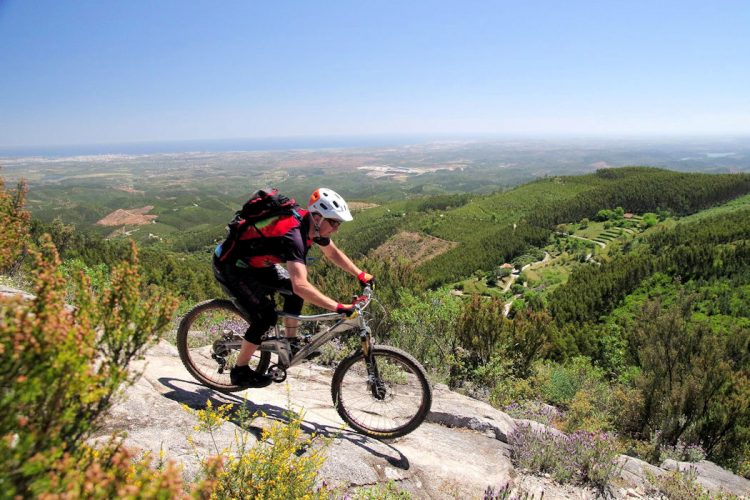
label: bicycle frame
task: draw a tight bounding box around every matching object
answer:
[260,286,374,370]
[178,284,431,438]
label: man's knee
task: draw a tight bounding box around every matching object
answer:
[283,294,304,315]
[244,305,277,344]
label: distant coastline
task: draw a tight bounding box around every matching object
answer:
[2,134,749,160]
[0,134,473,158]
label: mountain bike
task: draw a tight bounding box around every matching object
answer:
[176,286,432,439]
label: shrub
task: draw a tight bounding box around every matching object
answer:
[645,467,740,500]
[658,438,707,463]
[388,288,461,379]
[0,236,178,496]
[509,424,622,491]
[641,213,658,228]
[627,294,750,465]
[487,373,538,410]
[563,389,614,432]
[532,357,608,409]
[186,400,331,499]
[59,257,111,296]
[0,178,30,273]
[41,444,195,499]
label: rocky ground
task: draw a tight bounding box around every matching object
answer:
[94,341,750,499]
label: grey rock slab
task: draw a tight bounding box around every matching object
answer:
[390,423,514,498]
[94,340,750,498]
[661,459,750,497]
[0,286,35,301]
[615,455,664,495]
[428,383,517,442]
[94,342,252,481]
[319,438,396,487]
[512,418,567,438]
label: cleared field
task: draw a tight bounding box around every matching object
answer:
[349,201,379,211]
[371,231,457,266]
[96,206,157,226]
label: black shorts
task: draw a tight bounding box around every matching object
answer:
[213,256,304,344]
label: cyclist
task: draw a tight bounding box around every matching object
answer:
[213,188,374,387]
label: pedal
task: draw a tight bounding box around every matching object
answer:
[267,364,287,383]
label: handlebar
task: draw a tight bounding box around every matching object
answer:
[337,285,373,318]
[355,285,373,312]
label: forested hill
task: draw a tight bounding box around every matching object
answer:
[10,166,750,483]
[334,167,750,285]
[549,202,750,325]
[27,167,750,304]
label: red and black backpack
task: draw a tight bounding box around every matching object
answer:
[217,188,304,264]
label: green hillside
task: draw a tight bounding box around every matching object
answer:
[9,166,750,480]
[335,167,750,285]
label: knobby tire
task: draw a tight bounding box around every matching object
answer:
[177,299,271,393]
[331,345,432,439]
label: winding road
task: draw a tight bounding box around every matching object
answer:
[502,251,550,316]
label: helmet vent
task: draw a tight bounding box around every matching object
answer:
[332,200,340,208]
[320,202,329,210]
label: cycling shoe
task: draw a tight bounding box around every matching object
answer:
[230,365,272,388]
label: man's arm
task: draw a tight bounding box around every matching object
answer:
[287,260,342,311]
[319,240,362,277]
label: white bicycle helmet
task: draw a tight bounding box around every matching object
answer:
[308,188,353,222]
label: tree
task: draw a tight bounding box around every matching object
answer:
[641,213,658,228]
[626,293,750,464]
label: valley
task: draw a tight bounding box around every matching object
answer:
[4,147,750,488]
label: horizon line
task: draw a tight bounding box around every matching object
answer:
[2,132,750,159]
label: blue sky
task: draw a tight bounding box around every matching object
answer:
[1,0,749,147]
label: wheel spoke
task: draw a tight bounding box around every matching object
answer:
[332,346,431,438]
[177,300,270,392]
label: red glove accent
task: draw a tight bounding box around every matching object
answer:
[357,271,374,286]
[336,303,356,316]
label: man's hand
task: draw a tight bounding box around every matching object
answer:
[336,303,358,318]
[357,271,375,287]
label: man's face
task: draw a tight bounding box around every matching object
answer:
[317,216,341,237]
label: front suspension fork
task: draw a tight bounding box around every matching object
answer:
[360,327,386,400]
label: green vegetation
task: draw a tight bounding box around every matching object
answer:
[185,401,331,499]
[0,180,341,498]
[0,235,179,496]
[4,164,750,491]
[509,424,622,490]
[334,167,750,286]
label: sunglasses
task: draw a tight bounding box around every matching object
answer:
[324,218,342,228]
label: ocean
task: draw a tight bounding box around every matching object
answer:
[0,134,469,158]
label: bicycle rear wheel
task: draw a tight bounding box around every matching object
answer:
[177,299,271,393]
[331,345,432,439]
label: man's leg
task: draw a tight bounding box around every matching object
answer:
[230,304,275,387]
[272,264,303,339]
[284,317,299,338]
[236,301,276,366]
[236,339,260,366]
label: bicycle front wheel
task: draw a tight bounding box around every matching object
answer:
[177,299,271,393]
[331,345,432,439]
